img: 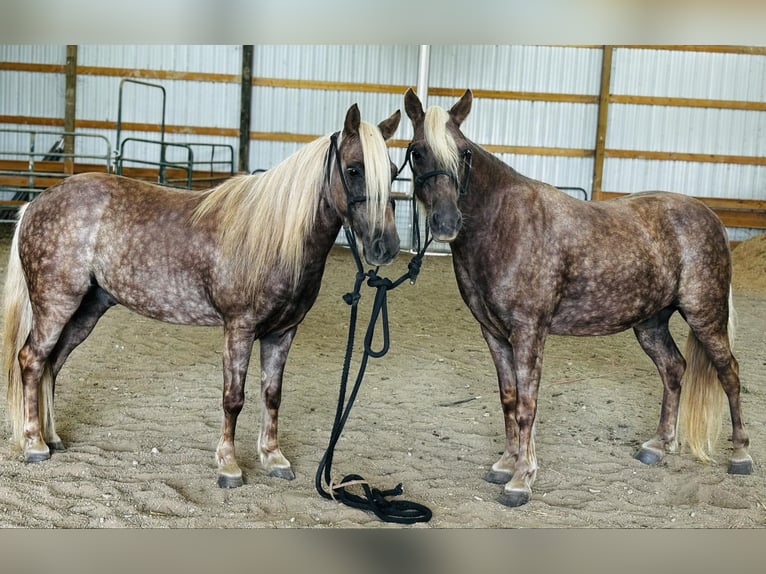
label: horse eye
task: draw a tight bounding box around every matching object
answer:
[346,166,360,178]
[411,149,422,161]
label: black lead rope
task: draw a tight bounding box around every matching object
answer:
[315,136,433,524]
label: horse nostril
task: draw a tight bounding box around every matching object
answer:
[372,237,386,259]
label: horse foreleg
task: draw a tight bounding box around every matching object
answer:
[256,329,297,480]
[633,313,685,465]
[216,323,256,488]
[497,327,545,508]
[480,326,519,485]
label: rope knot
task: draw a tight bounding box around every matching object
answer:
[407,255,424,284]
[342,292,361,305]
[366,272,393,290]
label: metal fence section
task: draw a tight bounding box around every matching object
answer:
[0,127,111,222]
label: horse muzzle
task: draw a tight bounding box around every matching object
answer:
[429,209,463,242]
[363,232,400,266]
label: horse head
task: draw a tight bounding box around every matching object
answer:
[331,104,401,265]
[404,88,473,242]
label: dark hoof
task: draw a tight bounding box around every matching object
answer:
[484,470,512,485]
[268,467,295,481]
[217,474,244,488]
[23,450,51,463]
[728,459,753,475]
[498,489,531,508]
[635,448,663,465]
[47,441,66,452]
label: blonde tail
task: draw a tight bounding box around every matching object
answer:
[678,289,735,463]
[2,205,55,450]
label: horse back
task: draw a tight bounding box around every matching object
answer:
[17,173,225,325]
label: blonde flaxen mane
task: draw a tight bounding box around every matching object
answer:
[191,122,392,298]
[424,106,461,181]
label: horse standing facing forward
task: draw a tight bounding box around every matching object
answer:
[403,88,752,507]
[3,103,402,488]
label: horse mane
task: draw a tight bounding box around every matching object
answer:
[424,105,460,180]
[191,121,391,298]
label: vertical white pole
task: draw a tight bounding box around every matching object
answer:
[411,45,432,252]
[416,45,430,107]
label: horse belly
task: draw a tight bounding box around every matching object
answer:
[94,250,222,326]
[550,279,672,336]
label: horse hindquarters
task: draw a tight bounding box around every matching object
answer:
[2,207,58,459]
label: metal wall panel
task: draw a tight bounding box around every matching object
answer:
[611,48,766,101]
[77,45,242,74]
[607,104,765,156]
[0,71,65,120]
[604,48,766,241]
[429,45,602,94]
[252,45,418,85]
[0,45,66,64]
[425,46,601,190]
[248,45,417,171]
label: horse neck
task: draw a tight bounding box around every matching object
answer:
[460,142,520,210]
[449,142,533,259]
[302,191,345,266]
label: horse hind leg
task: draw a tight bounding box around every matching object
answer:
[632,310,686,466]
[43,286,117,451]
[15,300,85,462]
[680,297,752,475]
[14,287,114,461]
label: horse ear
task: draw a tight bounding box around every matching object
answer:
[404,88,425,124]
[378,110,401,141]
[343,103,361,137]
[449,89,473,127]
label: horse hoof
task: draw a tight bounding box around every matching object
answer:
[498,489,531,508]
[217,473,244,488]
[268,467,295,481]
[635,447,664,465]
[728,458,753,475]
[23,450,51,463]
[47,441,66,452]
[485,469,512,485]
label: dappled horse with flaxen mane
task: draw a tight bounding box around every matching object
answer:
[403,88,752,507]
[3,104,401,488]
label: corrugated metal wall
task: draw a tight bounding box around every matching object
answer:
[249,45,416,169]
[1,45,764,245]
[428,46,601,195]
[605,47,766,241]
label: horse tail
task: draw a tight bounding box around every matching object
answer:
[678,288,734,463]
[2,205,54,450]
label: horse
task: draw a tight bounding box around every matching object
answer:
[2,103,402,489]
[403,88,753,507]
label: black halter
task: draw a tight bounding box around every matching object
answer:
[401,143,473,197]
[327,131,396,217]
